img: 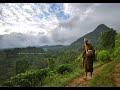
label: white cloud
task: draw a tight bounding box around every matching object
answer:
[0,3,60,35]
[0,3,120,49]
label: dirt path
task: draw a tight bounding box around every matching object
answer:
[65,64,107,87]
[112,62,120,87]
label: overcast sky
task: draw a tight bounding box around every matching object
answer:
[0,3,120,49]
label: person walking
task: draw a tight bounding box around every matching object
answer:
[82,38,95,80]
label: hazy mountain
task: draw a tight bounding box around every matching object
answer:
[69,24,110,49]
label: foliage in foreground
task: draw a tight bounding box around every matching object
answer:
[2,68,50,87]
[56,64,72,74]
[2,63,73,87]
[97,50,110,62]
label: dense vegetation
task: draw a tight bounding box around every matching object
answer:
[100,28,117,49]
[0,46,80,86]
[97,50,110,62]
[0,24,120,87]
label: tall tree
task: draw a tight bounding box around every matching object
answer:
[101,28,117,49]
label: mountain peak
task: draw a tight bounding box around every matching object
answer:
[94,24,109,32]
[96,24,108,29]
[98,24,107,27]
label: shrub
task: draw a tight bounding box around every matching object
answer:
[36,68,49,81]
[97,50,110,62]
[48,71,55,77]
[56,64,72,74]
[112,47,120,60]
[94,50,100,61]
[2,68,50,87]
[115,33,120,48]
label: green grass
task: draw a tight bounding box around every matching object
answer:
[88,61,117,87]
[39,61,105,87]
[93,61,105,68]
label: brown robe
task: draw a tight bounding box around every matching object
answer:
[82,43,95,72]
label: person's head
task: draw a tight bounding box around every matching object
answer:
[84,38,89,44]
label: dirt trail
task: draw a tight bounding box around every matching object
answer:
[65,61,120,87]
[112,62,120,87]
[65,64,106,87]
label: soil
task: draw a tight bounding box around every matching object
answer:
[112,63,120,87]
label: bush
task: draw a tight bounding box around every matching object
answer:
[48,71,55,77]
[115,33,120,48]
[97,50,110,62]
[36,68,49,81]
[56,64,72,74]
[112,47,120,60]
[2,68,50,87]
